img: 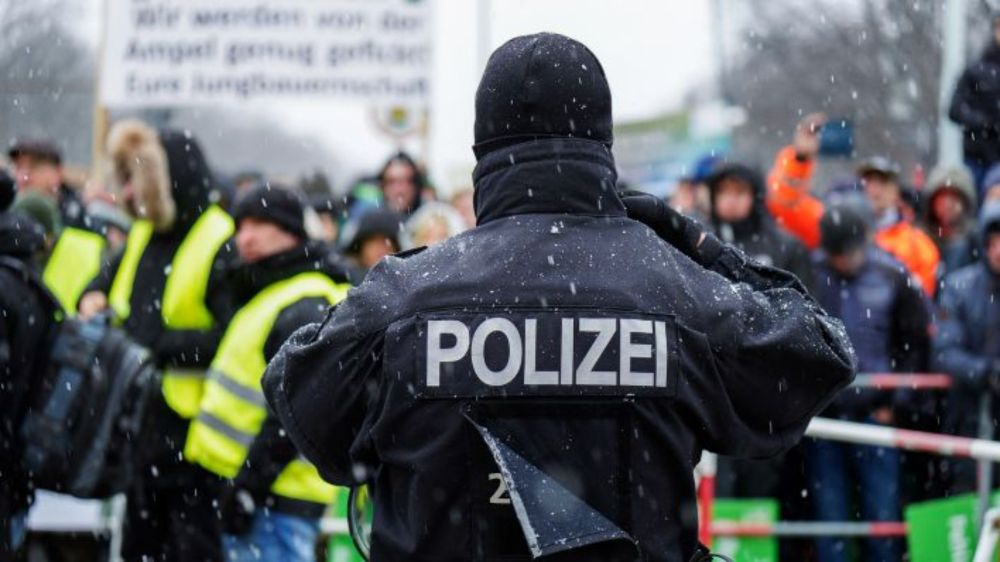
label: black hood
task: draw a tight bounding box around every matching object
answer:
[229,240,353,305]
[159,128,216,231]
[472,137,622,225]
[0,210,47,260]
[473,33,613,158]
[706,162,767,235]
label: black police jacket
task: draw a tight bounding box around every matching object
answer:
[264,139,856,562]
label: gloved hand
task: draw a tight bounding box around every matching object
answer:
[620,192,716,264]
[218,483,259,536]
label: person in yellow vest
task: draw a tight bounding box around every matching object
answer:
[78,120,236,562]
[7,139,107,313]
[183,184,352,562]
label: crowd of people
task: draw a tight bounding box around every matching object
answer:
[0,15,999,562]
[0,119,480,562]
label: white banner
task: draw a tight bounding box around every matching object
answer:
[100,0,432,107]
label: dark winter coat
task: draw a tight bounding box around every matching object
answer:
[84,127,235,474]
[933,202,1000,438]
[228,242,353,516]
[0,211,57,553]
[263,138,855,562]
[949,43,1000,166]
[812,248,931,419]
[707,163,815,290]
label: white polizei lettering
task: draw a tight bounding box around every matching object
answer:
[560,318,574,385]
[427,320,470,387]
[619,319,654,386]
[471,318,523,386]
[523,319,558,385]
[654,320,668,387]
[576,318,617,385]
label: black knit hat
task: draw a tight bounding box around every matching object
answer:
[820,202,871,255]
[473,32,613,158]
[233,183,307,240]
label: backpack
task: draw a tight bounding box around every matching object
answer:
[0,256,160,498]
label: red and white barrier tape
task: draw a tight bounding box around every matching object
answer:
[806,417,1000,461]
[851,373,952,390]
[710,520,907,538]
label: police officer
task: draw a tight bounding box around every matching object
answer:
[78,120,235,561]
[263,33,855,562]
[183,184,352,562]
[8,140,106,313]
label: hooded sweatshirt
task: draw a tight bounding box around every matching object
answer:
[707,163,815,290]
[924,164,980,276]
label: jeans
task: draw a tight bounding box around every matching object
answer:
[805,437,901,562]
[223,510,320,562]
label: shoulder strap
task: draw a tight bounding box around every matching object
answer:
[0,255,62,314]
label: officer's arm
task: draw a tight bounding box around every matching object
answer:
[262,301,382,486]
[688,242,856,456]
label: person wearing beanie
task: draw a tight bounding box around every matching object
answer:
[934,200,1000,498]
[340,208,402,275]
[78,119,236,562]
[182,182,352,562]
[808,202,930,562]
[10,192,62,249]
[262,32,853,562]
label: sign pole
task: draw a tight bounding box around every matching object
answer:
[90,0,110,182]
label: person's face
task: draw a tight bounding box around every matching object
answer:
[382,161,418,213]
[13,155,61,198]
[235,217,301,263]
[931,189,966,227]
[828,248,866,277]
[861,173,899,215]
[713,177,754,223]
[359,235,398,269]
[988,233,1000,274]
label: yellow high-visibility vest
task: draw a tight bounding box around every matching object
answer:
[184,271,350,505]
[43,226,106,314]
[108,205,234,418]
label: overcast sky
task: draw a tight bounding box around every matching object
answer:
[78,0,716,193]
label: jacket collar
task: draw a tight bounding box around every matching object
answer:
[472,138,624,225]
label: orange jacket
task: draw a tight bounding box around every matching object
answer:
[766,146,824,249]
[875,221,940,297]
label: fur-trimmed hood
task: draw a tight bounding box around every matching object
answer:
[107,120,217,233]
[108,119,175,231]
